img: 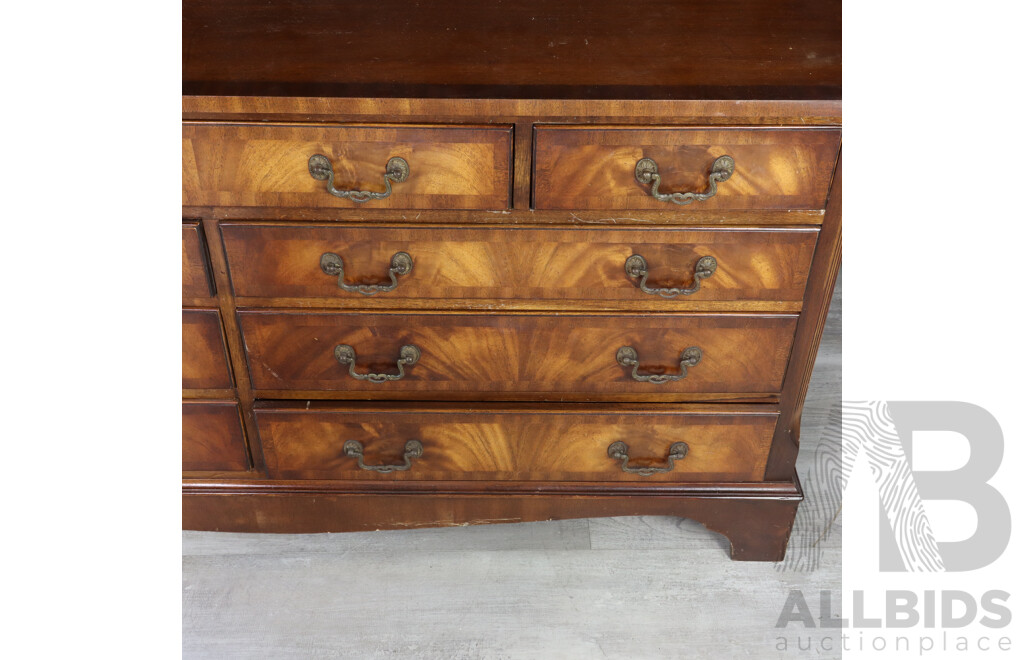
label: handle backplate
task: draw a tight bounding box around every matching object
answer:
[320,251,412,295]
[616,346,702,384]
[343,439,424,473]
[309,154,410,203]
[625,254,717,298]
[635,155,734,206]
[334,344,421,383]
[607,441,689,476]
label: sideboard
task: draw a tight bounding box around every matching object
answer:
[182,0,841,560]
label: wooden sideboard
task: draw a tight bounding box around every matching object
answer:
[182,0,841,561]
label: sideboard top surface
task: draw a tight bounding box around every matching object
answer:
[183,0,841,101]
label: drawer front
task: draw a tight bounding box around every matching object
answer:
[238,311,797,398]
[222,224,818,305]
[182,309,233,389]
[182,222,213,298]
[182,401,248,471]
[256,404,777,482]
[183,123,512,210]
[534,126,840,210]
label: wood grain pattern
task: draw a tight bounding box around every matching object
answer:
[183,0,840,101]
[182,309,233,389]
[534,126,841,210]
[188,206,827,226]
[180,0,840,561]
[182,481,801,561]
[182,221,213,298]
[183,401,249,472]
[182,97,842,127]
[766,150,842,480]
[255,404,777,482]
[237,311,798,398]
[221,223,818,305]
[182,123,512,210]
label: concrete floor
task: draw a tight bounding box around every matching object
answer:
[184,273,841,659]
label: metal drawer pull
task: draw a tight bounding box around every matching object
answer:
[320,251,412,295]
[616,346,702,384]
[343,439,424,473]
[334,344,421,383]
[634,155,734,206]
[625,254,717,298]
[308,154,410,202]
[607,441,689,476]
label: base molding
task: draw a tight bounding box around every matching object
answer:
[183,478,802,561]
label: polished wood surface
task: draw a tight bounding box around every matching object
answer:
[182,221,213,298]
[221,223,818,306]
[182,401,250,471]
[182,480,802,561]
[183,123,512,210]
[183,0,840,101]
[766,151,842,480]
[534,126,841,210]
[238,311,797,397]
[183,97,842,128]
[181,0,840,561]
[182,309,233,389]
[190,206,827,227]
[256,403,776,482]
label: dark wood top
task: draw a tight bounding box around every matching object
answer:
[183,0,840,101]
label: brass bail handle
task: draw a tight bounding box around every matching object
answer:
[308,154,410,202]
[635,155,735,206]
[616,346,703,384]
[334,344,421,383]
[343,439,424,473]
[320,251,413,295]
[607,441,689,476]
[625,254,717,298]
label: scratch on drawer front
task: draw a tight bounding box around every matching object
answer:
[388,517,523,528]
[458,518,523,526]
[569,213,653,225]
[258,359,282,380]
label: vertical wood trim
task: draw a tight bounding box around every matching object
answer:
[195,220,217,297]
[200,215,264,472]
[764,150,841,481]
[513,120,534,209]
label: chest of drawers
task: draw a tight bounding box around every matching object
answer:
[182,0,841,560]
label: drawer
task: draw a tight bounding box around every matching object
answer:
[182,309,233,389]
[238,311,797,399]
[182,221,213,298]
[183,123,512,210]
[533,126,840,210]
[255,403,777,482]
[182,401,248,471]
[222,223,818,306]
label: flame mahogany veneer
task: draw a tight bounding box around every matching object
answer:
[182,0,841,560]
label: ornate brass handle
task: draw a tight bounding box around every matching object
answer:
[334,344,421,383]
[607,441,689,476]
[616,346,702,384]
[308,154,410,202]
[320,251,412,295]
[625,254,717,298]
[343,439,424,473]
[634,155,734,206]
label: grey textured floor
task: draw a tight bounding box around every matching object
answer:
[184,273,841,659]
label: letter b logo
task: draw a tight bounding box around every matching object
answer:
[844,401,1011,571]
